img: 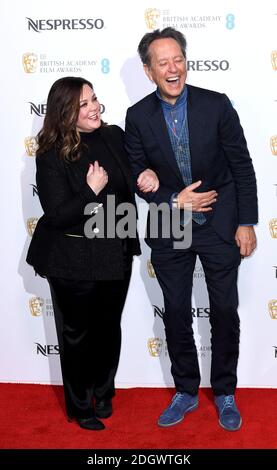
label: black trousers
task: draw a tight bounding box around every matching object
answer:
[151,222,241,397]
[48,267,132,420]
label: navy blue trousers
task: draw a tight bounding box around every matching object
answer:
[151,222,241,396]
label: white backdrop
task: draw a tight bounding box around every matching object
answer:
[0,0,276,387]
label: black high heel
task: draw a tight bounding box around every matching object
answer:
[67,415,105,430]
[77,416,105,431]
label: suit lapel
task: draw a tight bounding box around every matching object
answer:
[148,100,184,183]
[187,85,206,181]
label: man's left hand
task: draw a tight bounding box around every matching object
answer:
[235,226,257,257]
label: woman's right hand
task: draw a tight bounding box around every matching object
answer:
[86,160,108,195]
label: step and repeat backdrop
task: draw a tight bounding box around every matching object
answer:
[0,0,276,387]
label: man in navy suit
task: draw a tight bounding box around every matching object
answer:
[125,27,258,431]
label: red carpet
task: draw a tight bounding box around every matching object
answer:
[0,384,276,449]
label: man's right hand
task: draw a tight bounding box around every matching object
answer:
[177,180,217,212]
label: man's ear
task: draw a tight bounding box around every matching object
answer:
[143,63,153,82]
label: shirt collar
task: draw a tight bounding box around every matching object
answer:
[156,85,187,110]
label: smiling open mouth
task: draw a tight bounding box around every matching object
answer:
[166,77,179,83]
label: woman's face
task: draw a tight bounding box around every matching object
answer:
[76,84,101,132]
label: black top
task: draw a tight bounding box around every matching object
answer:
[26,125,141,281]
[81,129,129,205]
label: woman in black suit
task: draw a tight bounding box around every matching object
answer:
[27,77,155,430]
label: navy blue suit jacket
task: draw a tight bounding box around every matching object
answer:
[125,84,258,246]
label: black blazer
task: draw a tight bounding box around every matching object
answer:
[27,125,140,280]
[125,84,258,246]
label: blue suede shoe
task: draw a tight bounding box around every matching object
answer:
[214,395,242,431]
[158,392,198,427]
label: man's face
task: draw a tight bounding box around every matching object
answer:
[144,38,187,105]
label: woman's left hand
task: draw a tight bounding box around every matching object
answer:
[137,169,159,193]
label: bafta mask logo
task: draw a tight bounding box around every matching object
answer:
[29,297,43,317]
[144,8,160,30]
[22,52,38,73]
[268,300,277,319]
[269,219,277,238]
[27,217,38,236]
[147,337,163,357]
[24,136,38,156]
[147,260,156,278]
[271,51,277,71]
[270,136,277,156]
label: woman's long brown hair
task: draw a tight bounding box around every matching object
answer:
[36,76,94,162]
